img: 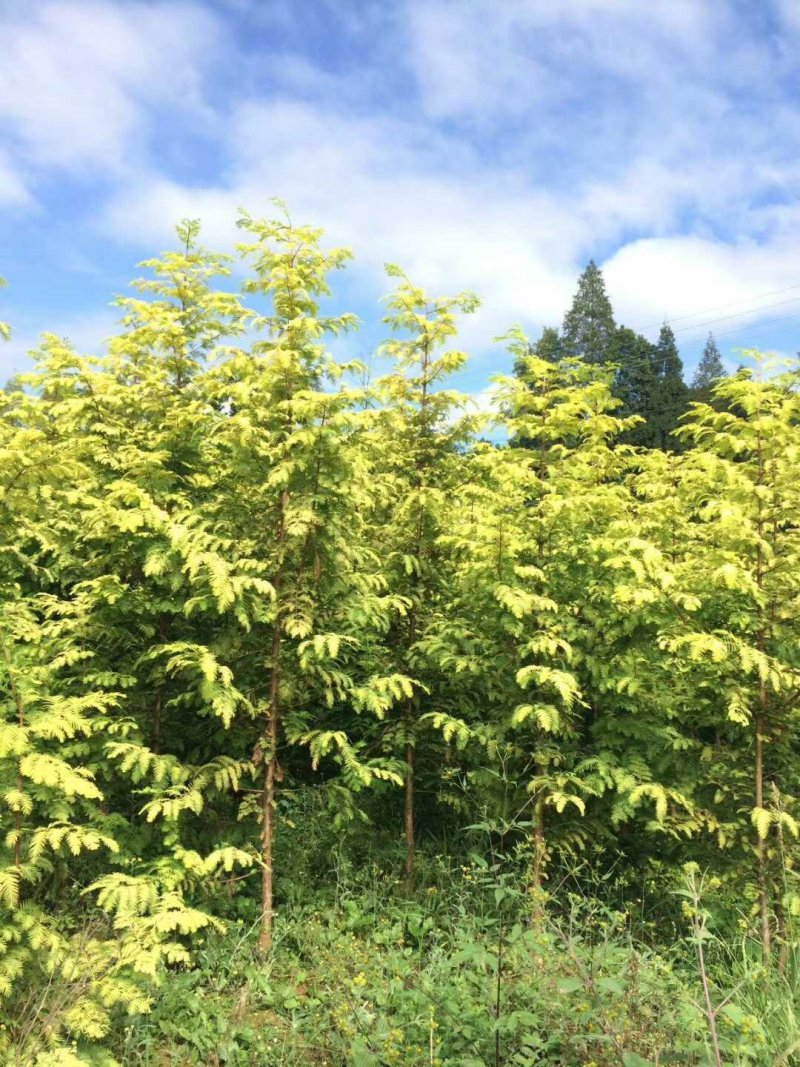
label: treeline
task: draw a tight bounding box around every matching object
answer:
[527,260,727,449]
[1,211,799,1062]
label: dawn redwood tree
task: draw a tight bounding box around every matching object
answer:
[455,341,625,887]
[667,358,800,958]
[42,220,265,888]
[512,326,561,397]
[0,227,257,1056]
[370,268,481,889]
[205,209,406,952]
[497,343,678,872]
[602,444,720,846]
[498,342,719,876]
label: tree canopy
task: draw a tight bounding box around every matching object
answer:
[0,212,797,1065]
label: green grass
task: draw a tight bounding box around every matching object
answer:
[107,847,783,1067]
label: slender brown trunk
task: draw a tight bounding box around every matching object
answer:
[755,708,771,957]
[152,687,163,755]
[532,399,548,919]
[401,327,433,890]
[404,739,415,893]
[258,622,281,955]
[754,429,771,959]
[152,616,167,754]
[258,489,288,956]
[526,756,547,926]
[775,893,789,976]
[530,787,546,926]
[532,803,545,891]
[1,637,23,872]
[403,613,418,891]
[13,762,21,872]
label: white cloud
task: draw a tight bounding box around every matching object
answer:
[1,307,119,379]
[98,99,586,350]
[4,0,800,378]
[81,0,800,361]
[96,72,800,361]
[775,0,800,33]
[406,0,721,124]
[603,236,800,343]
[466,384,502,415]
[0,152,31,208]
[0,0,220,174]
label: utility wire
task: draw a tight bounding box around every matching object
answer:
[631,282,800,333]
[625,316,799,376]
[531,313,800,383]
[670,296,800,335]
[531,287,800,382]
[701,312,800,344]
[628,295,800,340]
[679,311,800,346]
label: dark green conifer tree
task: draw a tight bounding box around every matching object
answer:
[691,332,726,400]
[513,326,561,376]
[560,260,616,364]
[534,325,562,363]
[651,323,689,450]
[614,326,658,447]
[692,333,725,389]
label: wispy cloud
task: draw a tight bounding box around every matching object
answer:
[0,150,31,208]
[0,0,220,177]
[1,307,120,380]
[2,0,800,377]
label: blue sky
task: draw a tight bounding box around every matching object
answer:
[2,0,800,402]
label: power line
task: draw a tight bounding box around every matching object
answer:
[530,312,800,383]
[670,296,800,336]
[632,282,800,334]
[532,284,800,380]
[675,310,800,349]
[639,315,800,374]
[701,311,800,344]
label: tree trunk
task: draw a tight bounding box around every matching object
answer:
[152,687,163,755]
[258,620,282,955]
[527,749,548,925]
[1,638,23,873]
[754,431,771,959]
[258,489,287,956]
[755,708,771,958]
[530,790,546,924]
[152,616,167,754]
[532,803,546,891]
[403,607,419,891]
[404,737,415,893]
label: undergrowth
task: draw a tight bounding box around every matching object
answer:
[98,837,799,1067]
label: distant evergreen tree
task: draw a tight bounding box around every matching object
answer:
[561,260,616,364]
[691,333,726,393]
[651,323,689,450]
[513,326,561,377]
[534,325,562,363]
[613,326,659,447]
[515,263,691,453]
